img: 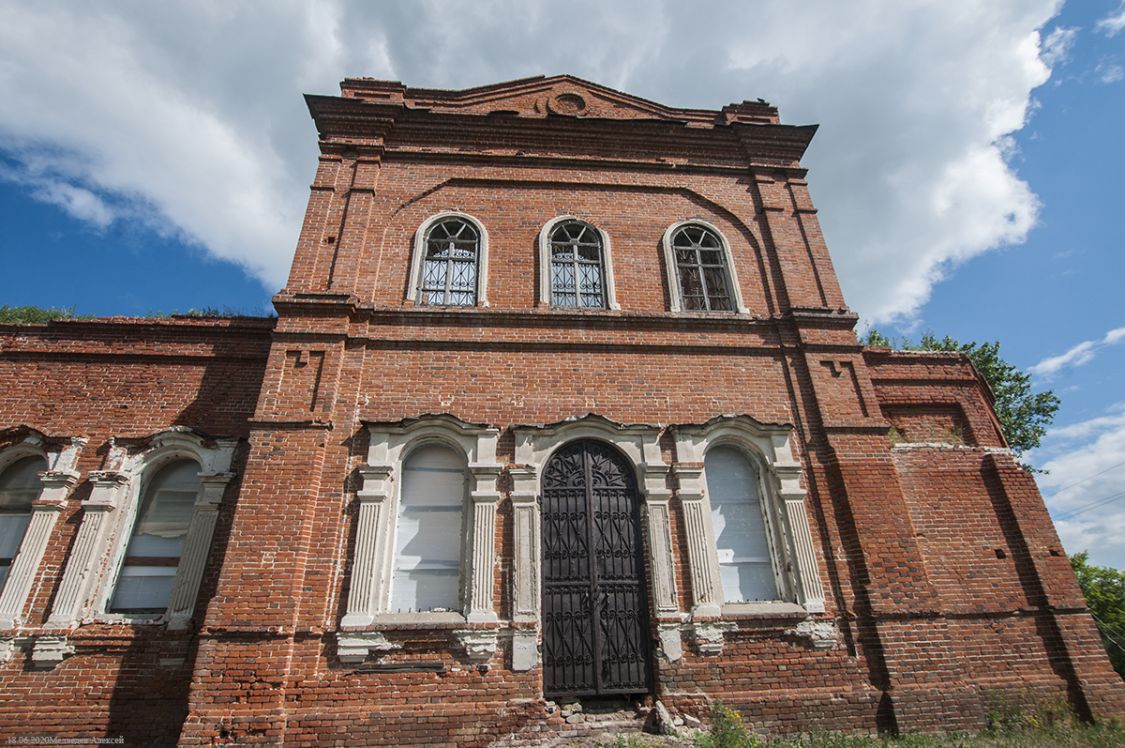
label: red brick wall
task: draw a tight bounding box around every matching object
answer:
[1,78,1120,746]
[0,317,271,745]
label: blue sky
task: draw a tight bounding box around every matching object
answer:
[1,1,1123,565]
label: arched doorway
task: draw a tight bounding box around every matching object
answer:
[541,439,652,698]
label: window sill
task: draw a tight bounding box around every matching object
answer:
[91,612,166,626]
[720,601,808,620]
[368,611,468,630]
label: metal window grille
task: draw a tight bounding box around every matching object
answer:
[672,225,734,311]
[550,221,606,308]
[419,218,480,306]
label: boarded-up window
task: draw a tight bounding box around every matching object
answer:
[705,446,778,602]
[0,456,45,590]
[109,459,199,613]
[391,445,465,612]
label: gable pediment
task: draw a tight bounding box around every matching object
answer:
[338,75,775,125]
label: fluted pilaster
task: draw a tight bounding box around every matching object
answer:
[167,472,233,630]
[47,471,127,628]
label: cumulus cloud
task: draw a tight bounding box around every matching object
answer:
[0,1,1067,320]
[1028,325,1125,378]
[1034,404,1125,568]
[1096,2,1125,36]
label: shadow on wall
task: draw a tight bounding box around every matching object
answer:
[103,344,269,744]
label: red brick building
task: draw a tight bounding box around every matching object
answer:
[0,75,1121,746]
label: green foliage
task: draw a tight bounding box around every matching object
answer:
[0,305,89,324]
[1071,551,1125,678]
[689,698,1123,747]
[695,703,760,748]
[864,328,895,348]
[592,737,663,748]
[863,329,1060,467]
[0,304,271,323]
[984,690,1076,734]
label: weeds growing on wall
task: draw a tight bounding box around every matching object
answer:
[677,700,1125,748]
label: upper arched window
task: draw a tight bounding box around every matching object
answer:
[390,444,466,612]
[0,455,45,591]
[670,224,736,311]
[108,459,200,613]
[417,217,481,306]
[704,445,779,603]
[549,220,607,308]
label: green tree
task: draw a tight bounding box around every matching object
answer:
[1070,551,1125,679]
[864,330,1060,466]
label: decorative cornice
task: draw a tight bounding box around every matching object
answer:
[305,80,818,167]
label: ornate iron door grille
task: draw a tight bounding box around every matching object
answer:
[541,440,652,698]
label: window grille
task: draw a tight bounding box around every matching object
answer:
[672,224,734,311]
[549,220,606,308]
[418,218,480,306]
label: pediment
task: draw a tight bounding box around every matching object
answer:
[342,75,720,124]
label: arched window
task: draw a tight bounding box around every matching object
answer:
[705,445,778,602]
[0,455,45,591]
[108,459,199,613]
[669,223,735,311]
[390,444,466,612]
[549,220,607,308]
[417,217,480,306]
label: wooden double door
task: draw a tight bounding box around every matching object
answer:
[540,440,653,698]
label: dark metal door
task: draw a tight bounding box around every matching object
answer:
[541,440,652,698]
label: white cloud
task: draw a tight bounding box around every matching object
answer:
[1040,26,1079,67]
[1096,60,1125,83]
[0,1,1066,319]
[1028,325,1125,378]
[0,159,116,229]
[1035,404,1125,568]
[1096,2,1125,36]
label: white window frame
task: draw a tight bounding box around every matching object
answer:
[661,219,749,314]
[46,429,236,631]
[342,416,502,628]
[406,211,491,307]
[673,415,824,619]
[0,431,84,630]
[537,216,620,310]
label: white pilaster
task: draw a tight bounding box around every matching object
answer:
[341,464,393,627]
[777,465,826,613]
[0,466,79,629]
[675,465,723,618]
[167,472,232,630]
[509,466,541,625]
[46,471,127,628]
[466,464,501,623]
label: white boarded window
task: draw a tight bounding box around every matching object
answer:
[705,446,779,602]
[0,456,45,591]
[391,444,465,612]
[109,459,199,613]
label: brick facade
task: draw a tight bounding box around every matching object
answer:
[0,75,1121,745]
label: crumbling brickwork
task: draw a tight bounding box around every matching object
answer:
[0,76,1120,746]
